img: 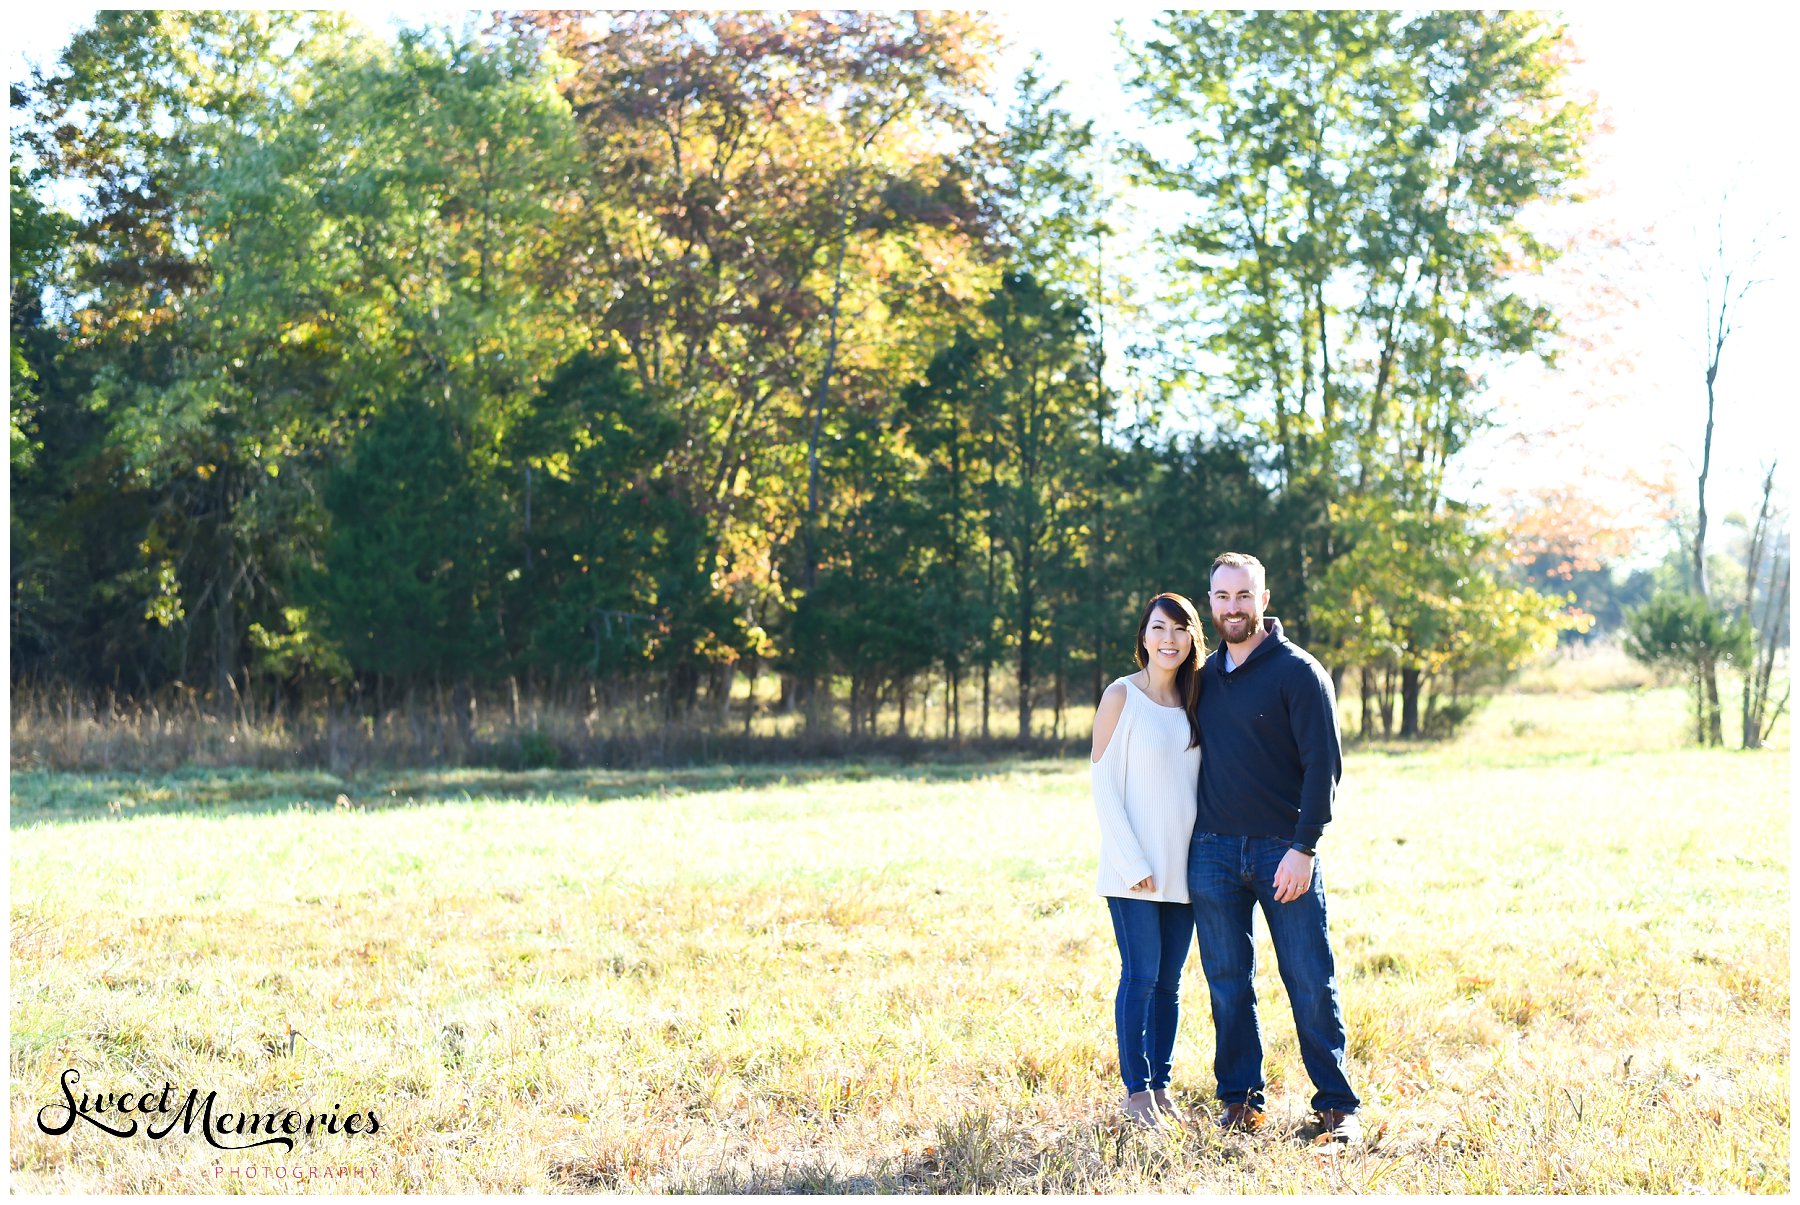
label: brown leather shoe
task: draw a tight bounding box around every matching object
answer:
[1313,1108,1362,1146]
[1217,1101,1267,1133]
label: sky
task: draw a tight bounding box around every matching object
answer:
[8,6,1794,555]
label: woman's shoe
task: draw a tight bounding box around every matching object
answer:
[1121,1090,1162,1127]
[1151,1088,1186,1123]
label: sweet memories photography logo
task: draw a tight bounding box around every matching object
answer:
[36,1068,382,1153]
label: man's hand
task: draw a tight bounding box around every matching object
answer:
[1272,849,1313,903]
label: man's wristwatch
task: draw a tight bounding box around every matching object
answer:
[1290,843,1316,857]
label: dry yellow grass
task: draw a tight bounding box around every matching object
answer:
[8,686,1788,1192]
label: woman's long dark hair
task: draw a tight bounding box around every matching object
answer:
[1133,592,1206,749]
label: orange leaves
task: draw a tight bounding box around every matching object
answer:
[1498,483,1648,578]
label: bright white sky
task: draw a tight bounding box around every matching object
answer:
[8,7,1794,550]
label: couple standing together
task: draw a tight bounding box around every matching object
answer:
[1091,552,1361,1144]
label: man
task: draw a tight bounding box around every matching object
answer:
[1187,552,1361,1145]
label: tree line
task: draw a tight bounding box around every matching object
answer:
[11,11,1597,741]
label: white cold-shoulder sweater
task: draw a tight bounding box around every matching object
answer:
[1092,675,1201,902]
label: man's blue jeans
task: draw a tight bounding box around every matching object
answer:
[1105,896,1194,1094]
[1187,832,1359,1113]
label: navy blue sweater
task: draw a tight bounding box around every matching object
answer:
[1194,616,1342,850]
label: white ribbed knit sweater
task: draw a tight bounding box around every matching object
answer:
[1091,675,1201,902]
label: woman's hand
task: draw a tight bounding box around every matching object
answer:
[1130,876,1155,893]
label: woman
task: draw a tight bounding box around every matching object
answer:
[1091,592,1205,1125]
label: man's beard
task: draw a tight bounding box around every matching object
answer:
[1218,612,1258,640]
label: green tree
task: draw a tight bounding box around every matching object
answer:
[310,392,498,687]
[989,60,1125,724]
[790,405,938,737]
[1316,491,1576,738]
[974,273,1099,738]
[899,331,991,737]
[9,152,82,681]
[1127,10,1593,720]
[1624,591,1754,746]
[141,21,581,700]
[12,12,340,695]
[500,351,723,706]
[8,154,68,472]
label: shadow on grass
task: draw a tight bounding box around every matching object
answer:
[659,1160,893,1194]
[651,1106,1240,1194]
[9,754,1081,828]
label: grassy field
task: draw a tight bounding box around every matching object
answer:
[8,683,1789,1193]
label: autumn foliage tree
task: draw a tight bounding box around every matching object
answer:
[526,10,998,713]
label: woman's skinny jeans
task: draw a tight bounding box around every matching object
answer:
[1106,896,1194,1094]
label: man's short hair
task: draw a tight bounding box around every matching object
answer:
[1210,552,1266,590]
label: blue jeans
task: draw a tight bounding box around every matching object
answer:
[1187,833,1359,1113]
[1105,896,1194,1094]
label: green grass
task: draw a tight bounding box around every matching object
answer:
[9,686,1788,1192]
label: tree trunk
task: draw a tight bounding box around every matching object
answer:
[949,662,960,740]
[981,661,991,740]
[1701,655,1723,746]
[1054,660,1067,741]
[1740,463,1783,749]
[1379,665,1396,738]
[1692,666,1706,746]
[452,678,476,750]
[1747,561,1791,749]
[212,553,236,712]
[1017,580,1034,741]
[741,660,757,737]
[1695,375,1717,600]
[1400,666,1421,739]
[802,174,855,598]
[405,684,423,754]
[943,666,953,740]
[1693,229,1735,746]
[716,663,735,726]
[1092,623,1106,707]
[1360,665,1376,741]
[1741,666,1757,750]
